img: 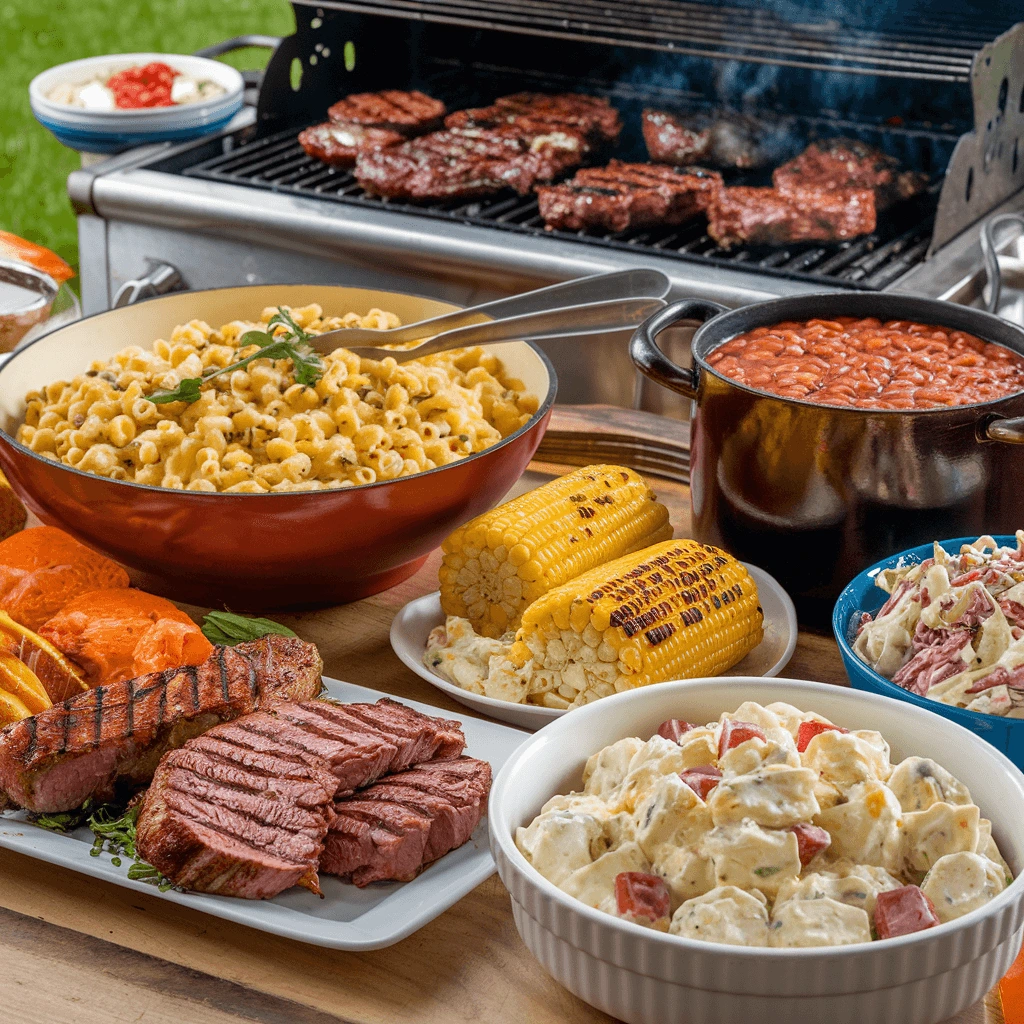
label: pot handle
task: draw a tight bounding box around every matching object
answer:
[629,298,728,399]
[983,416,1024,444]
[981,212,1024,315]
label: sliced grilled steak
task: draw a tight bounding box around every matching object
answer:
[707,184,877,248]
[326,90,446,134]
[299,122,405,167]
[537,160,722,233]
[136,717,339,899]
[446,92,621,145]
[642,109,791,169]
[354,125,588,200]
[321,757,492,886]
[224,698,465,795]
[0,636,322,813]
[773,138,927,210]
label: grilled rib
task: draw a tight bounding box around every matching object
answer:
[0,635,323,813]
[537,160,722,233]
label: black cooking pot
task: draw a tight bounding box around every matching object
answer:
[630,293,1024,627]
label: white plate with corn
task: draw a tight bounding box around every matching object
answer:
[390,465,798,731]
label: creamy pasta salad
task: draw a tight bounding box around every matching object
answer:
[516,701,1012,946]
[854,534,1024,717]
[17,304,538,493]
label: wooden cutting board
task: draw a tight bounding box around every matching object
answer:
[0,445,1006,1024]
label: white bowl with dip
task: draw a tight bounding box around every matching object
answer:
[29,53,243,153]
[489,676,1024,1024]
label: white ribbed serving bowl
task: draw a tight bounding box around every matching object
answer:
[489,676,1024,1024]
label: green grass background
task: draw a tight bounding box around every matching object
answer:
[0,0,294,281]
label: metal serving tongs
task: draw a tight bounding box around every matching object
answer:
[307,269,670,362]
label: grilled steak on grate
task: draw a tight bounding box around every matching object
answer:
[642,109,789,170]
[0,636,323,813]
[707,184,877,248]
[537,160,722,233]
[355,124,589,200]
[446,92,621,145]
[322,756,491,886]
[135,698,469,898]
[299,122,406,167]
[773,138,928,210]
[326,90,447,135]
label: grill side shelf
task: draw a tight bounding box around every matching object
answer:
[182,130,939,292]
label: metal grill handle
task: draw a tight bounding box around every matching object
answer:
[982,213,1024,317]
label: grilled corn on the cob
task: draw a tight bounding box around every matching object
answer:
[439,465,672,638]
[508,539,763,708]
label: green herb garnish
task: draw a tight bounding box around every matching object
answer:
[147,307,324,405]
[753,866,781,878]
[87,804,177,892]
[29,799,93,833]
[201,610,297,646]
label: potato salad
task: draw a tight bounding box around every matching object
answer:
[515,701,1012,947]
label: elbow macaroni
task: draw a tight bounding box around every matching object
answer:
[17,304,540,493]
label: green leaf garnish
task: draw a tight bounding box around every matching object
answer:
[201,610,297,646]
[87,803,179,892]
[147,307,325,404]
[753,866,781,878]
[28,798,93,833]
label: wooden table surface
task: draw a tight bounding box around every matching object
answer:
[0,464,1006,1024]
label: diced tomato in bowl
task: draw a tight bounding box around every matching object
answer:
[874,886,940,939]
[718,719,766,757]
[615,872,670,924]
[680,765,723,800]
[797,720,848,752]
[656,718,697,742]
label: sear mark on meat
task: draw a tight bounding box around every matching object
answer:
[706,184,877,248]
[446,92,621,146]
[0,635,323,813]
[326,90,446,134]
[299,122,405,167]
[773,139,928,211]
[537,160,722,234]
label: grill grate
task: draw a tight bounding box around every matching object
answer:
[182,127,941,291]
[300,0,1012,81]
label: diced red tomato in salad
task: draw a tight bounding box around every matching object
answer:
[679,765,723,800]
[107,62,178,109]
[656,718,696,743]
[789,822,831,866]
[614,871,671,922]
[874,885,940,939]
[796,720,848,753]
[718,719,766,757]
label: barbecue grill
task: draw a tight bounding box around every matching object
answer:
[68,2,1024,410]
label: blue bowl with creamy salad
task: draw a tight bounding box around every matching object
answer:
[833,534,1024,766]
[29,54,244,153]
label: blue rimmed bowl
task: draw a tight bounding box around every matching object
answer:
[833,535,1024,766]
[29,53,244,153]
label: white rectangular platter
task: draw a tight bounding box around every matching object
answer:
[0,677,529,950]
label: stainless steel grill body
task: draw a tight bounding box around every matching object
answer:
[68,3,1024,413]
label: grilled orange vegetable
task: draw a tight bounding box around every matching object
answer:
[439,465,672,638]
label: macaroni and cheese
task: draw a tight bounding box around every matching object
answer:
[517,701,1012,946]
[17,304,539,493]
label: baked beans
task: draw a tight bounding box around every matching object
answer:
[705,317,1024,409]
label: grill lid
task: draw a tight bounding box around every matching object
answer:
[299,0,1013,81]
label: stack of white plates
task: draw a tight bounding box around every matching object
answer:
[29,53,244,153]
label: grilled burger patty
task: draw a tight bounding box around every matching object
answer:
[136,698,469,898]
[298,122,406,167]
[537,160,722,233]
[0,635,323,813]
